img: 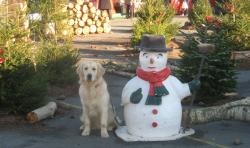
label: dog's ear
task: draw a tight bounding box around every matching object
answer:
[76,61,85,83]
[97,63,105,77]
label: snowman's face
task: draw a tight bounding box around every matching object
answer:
[139,51,167,72]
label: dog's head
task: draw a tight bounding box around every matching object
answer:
[76,60,105,82]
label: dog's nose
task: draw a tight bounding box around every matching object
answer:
[87,74,92,81]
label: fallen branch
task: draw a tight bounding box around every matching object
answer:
[189,97,250,124]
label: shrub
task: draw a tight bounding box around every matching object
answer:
[131,0,178,46]
[0,10,48,114]
[0,0,77,114]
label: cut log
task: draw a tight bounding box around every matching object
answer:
[78,20,85,27]
[75,27,83,35]
[96,20,102,27]
[76,0,84,5]
[82,14,88,22]
[103,23,111,33]
[82,26,90,35]
[90,25,97,33]
[86,18,92,26]
[67,19,75,26]
[88,2,94,8]
[68,2,74,9]
[96,9,101,16]
[26,102,57,123]
[76,11,82,18]
[82,5,88,13]
[75,4,81,11]
[89,7,96,14]
[97,26,104,34]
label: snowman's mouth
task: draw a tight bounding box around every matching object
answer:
[148,67,156,69]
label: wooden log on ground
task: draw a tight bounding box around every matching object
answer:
[75,27,83,35]
[97,26,104,34]
[90,25,97,33]
[82,26,90,35]
[189,97,250,124]
[26,102,57,123]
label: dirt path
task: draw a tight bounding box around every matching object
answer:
[73,18,138,68]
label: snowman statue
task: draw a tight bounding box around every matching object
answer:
[115,34,200,142]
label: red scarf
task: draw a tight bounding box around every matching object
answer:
[136,68,171,96]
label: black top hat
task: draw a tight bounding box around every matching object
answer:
[135,34,172,52]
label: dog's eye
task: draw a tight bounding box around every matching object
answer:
[84,67,88,70]
[92,68,96,71]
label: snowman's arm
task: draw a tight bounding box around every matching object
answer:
[169,76,191,100]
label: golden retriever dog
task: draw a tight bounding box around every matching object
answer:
[76,60,116,138]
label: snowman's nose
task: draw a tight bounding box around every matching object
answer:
[150,58,154,64]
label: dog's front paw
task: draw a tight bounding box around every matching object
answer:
[101,130,109,138]
[81,129,90,136]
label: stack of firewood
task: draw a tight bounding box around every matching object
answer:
[67,0,111,35]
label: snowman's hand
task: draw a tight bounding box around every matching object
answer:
[188,79,201,93]
[130,88,143,104]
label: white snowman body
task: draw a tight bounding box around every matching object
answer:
[122,75,190,138]
[115,35,195,141]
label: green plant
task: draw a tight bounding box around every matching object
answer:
[188,0,213,26]
[27,0,78,87]
[0,0,77,114]
[0,9,48,114]
[177,0,250,103]
[131,0,178,46]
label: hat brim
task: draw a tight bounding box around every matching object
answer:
[134,46,172,52]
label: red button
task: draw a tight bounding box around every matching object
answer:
[152,109,158,115]
[152,122,158,128]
